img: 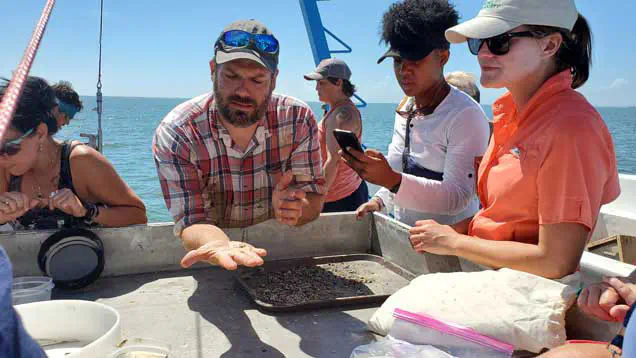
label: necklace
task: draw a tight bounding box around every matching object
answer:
[30,142,61,200]
[32,174,59,200]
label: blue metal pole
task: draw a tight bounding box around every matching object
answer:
[298,0,331,66]
[298,0,367,108]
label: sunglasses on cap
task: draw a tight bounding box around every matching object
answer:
[467,31,535,56]
[218,30,279,54]
[0,128,35,156]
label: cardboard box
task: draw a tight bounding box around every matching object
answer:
[587,235,636,265]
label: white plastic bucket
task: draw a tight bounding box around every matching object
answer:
[12,276,54,305]
[15,300,121,358]
[15,300,170,357]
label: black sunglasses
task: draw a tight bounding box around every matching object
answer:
[467,31,536,56]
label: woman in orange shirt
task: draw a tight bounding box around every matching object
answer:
[408,0,620,279]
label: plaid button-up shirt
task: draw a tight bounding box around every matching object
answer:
[153,92,325,236]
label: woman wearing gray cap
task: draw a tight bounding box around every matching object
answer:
[408,0,620,284]
[304,58,368,212]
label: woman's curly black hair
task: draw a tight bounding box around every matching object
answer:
[381,0,459,52]
[0,76,59,135]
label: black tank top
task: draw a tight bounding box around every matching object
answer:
[9,141,84,230]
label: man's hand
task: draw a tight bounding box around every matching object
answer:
[578,277,636,322]
[272,171,308,226]
[180,240,267,271]
[340,148,401,189]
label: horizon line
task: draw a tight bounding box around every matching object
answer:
[76,94,636,109]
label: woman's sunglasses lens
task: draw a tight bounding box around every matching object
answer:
[467,35,511,56]
[467,38,483,55]
[0,144,20,156]
[489,36,510,55]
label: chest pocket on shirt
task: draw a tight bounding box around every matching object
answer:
[250,161,282,221]
[203,175,227,226]
[489,146,537,203]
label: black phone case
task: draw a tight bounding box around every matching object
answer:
[333,129,363,152]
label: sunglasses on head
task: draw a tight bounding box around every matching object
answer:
[218,30,279,54]
[467,31,536,56]
[0,128,35,156]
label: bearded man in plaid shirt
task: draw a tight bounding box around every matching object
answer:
[153,19,326,270]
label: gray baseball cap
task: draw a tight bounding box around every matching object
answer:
[304,58,352,81]
[214,19,279,73]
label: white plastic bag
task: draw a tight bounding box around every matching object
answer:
[389,308,514,358]
[350,336,455,358]
[368,269,580,352]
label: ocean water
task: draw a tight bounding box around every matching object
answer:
[55,96,636,223]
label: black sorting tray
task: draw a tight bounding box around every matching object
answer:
[237,254,415,312]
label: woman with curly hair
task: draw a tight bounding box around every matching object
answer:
[345,0,490,227]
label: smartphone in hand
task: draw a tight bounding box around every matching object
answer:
[333,129,364,153]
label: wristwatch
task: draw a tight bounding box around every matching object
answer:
[82,202,100,224]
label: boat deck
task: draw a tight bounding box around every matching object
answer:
[6,207,636,357]
[56,267,378,358]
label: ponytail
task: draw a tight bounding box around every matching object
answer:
[529,14,593,89]
[560,15,592,89]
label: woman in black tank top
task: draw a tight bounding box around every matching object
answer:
[0,77,147,230]
[7,141,87,230]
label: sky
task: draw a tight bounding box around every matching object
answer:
[1,0,635,107]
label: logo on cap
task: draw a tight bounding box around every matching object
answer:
[482,0,502,9]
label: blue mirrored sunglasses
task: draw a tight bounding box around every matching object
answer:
[220,30,279,54]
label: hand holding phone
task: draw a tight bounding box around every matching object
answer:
[332,129,364,153]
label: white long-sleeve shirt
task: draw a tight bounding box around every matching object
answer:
[375,86,490,226]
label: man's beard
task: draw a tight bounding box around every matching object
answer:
[214,80,272,128]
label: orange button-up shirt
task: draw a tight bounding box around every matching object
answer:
[469,71,620,244]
